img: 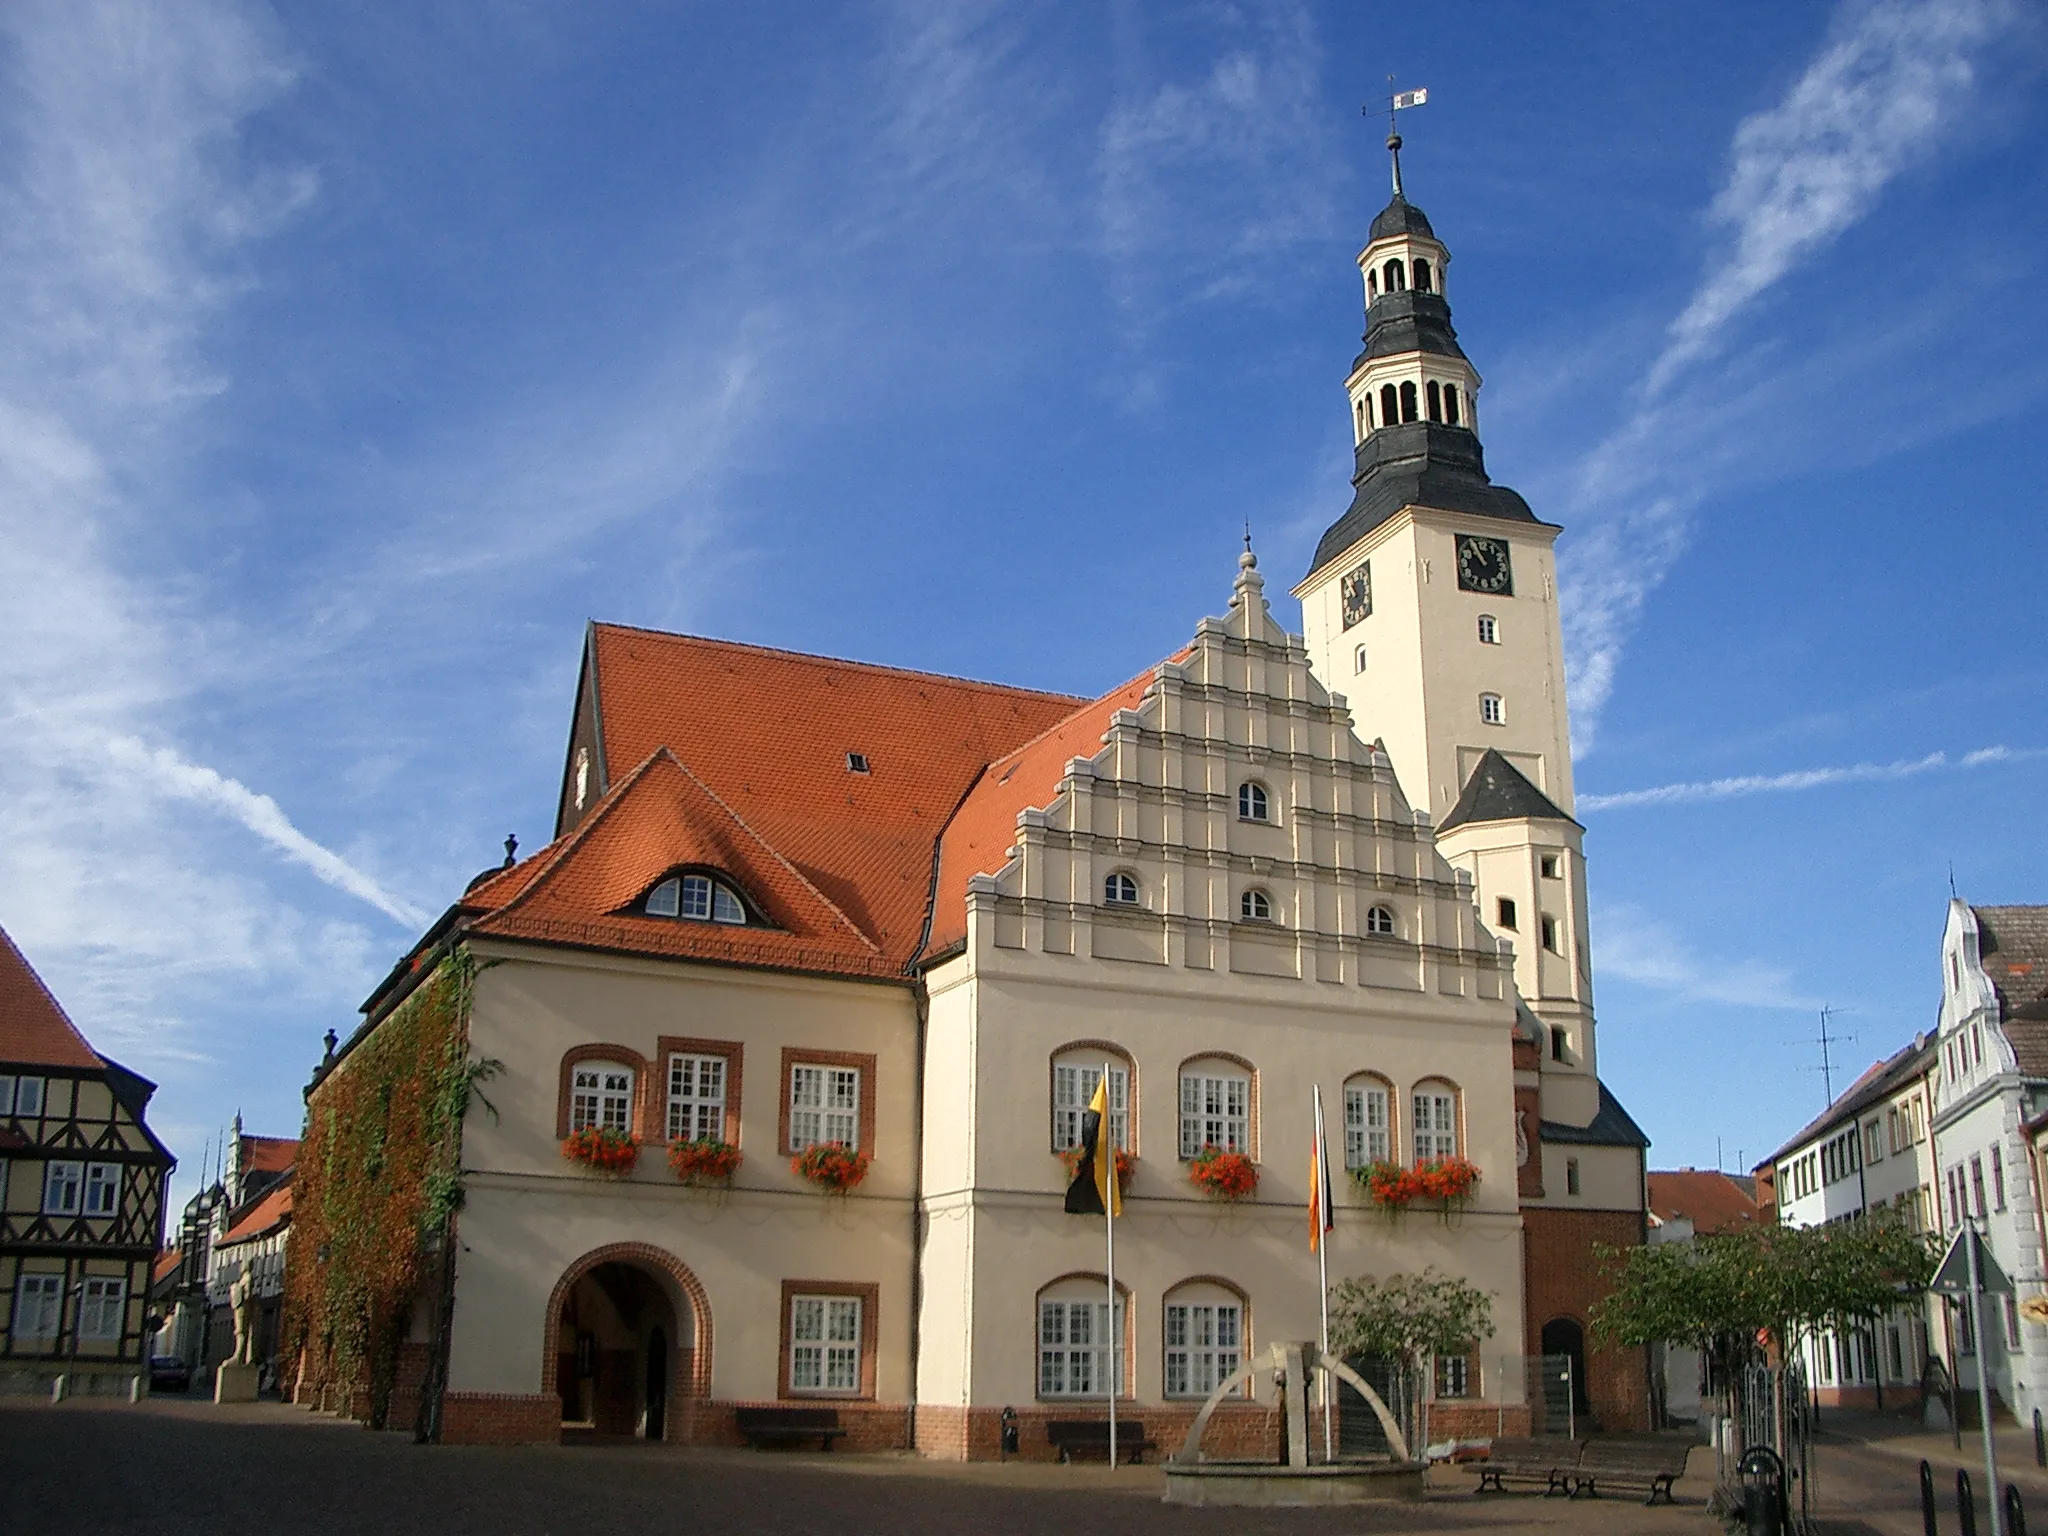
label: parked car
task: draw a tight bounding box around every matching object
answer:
[148,1355,191,1393]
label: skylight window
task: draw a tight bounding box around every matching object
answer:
[846,752,871,774]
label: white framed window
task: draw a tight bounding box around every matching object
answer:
[666,1054,727,1143]
[790,1063,859,1150]
[1237,781,1269,822]
[1477,615,1498,645]
[1180,1066,1250,1157]
[1366,905,1397,937]
[13,1274,62,1340]
[79,1277,125,1340]
[43,1160,83,1215]
[1053,1060,1130,1152]
[646,874,746,924]
[83,1163,119,1217]
[1412,1087,1458,1162]
[1103,871,1140,907]
[1479,693,1505,726]
[570,1064,634,1134]
[1239,888,1273,922]
[1344,1080,1391,1167]
[1436,1352,1472,1398]
[3,1075,43,1118]
[789,1295,862,1394]
[1038,1294,1125,1397]
[1165,1300,1243,1397]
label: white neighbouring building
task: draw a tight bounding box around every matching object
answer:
[289,156,1653,1452]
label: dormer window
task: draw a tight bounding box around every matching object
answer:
[846,752,871,774]
[644,873,747,924]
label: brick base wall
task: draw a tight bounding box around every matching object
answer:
[440,1392,563,1445]
[1426,1402,1531,1440]
[1522,1205,1653,1432]
[915,1401,1284,1462]
[678,1399,911,1451]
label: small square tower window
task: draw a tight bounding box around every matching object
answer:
[1495,896,1517,931]
[1477,615,1499,645]
[1539,854,1561,880]
[1566,1158,1581,1196]
[1354,644,1367,674]
[1479,693,1505,726]
[1540,915,1560,953]
[1551,1027,1568,1063]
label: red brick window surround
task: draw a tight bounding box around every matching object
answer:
[658,1037,742,1146]
[1176,1052,1259,1161]
[1049,1040,1136,1155]
[1410,1077,1462,1163]
[780,1047,876,1156]
[555,1045,651,1140]
[779,1279,878,1399]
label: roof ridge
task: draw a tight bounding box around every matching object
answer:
[593,622,1089,705]
[982,659,1172,777]
[664,754,883,956]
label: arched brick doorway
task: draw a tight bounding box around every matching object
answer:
[542,1243,712,1439]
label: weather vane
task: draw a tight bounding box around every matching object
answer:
[1365,77,1429,197]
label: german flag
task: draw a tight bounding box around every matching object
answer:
[1309,1084,1334,1252]
[1063,1074,1123,1217]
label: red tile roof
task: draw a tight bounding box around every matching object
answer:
[1647,1170,1761,1236]
[153,1249,184,1287]
[0,924,102,1070]
[240,1135,298,1175]
[220,1182,293,1246]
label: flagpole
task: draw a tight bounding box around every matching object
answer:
[1105,1061,1118,1470]
[1315,1086,1333,1462]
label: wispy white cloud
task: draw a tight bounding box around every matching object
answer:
[1580,744,2044,812]
[1558,0,2020,748]
[1596,901,1824,1012]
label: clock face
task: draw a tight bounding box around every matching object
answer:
[1456,534,1513,596]
[1341,562,1372,629]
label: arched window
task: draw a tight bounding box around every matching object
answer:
[1343,1074,1393,1167]
[1038,1276,1126,1398]
[1379,383,1399,427]
[645,873,747,924]
[1362,393,1374,429]
[1412,258,1433,293]
[1412,1080,1459,1162]
[1103,871,1140,907]
[1384,259,1405,293]
[1164,1279,1247,1398]
[1366,270,1379,301]
[1240,888,1273,922]
[1366,904,1397,937]
[571,1061,635,1134]
[1237,781,1269,822]
[1477,615,1498,644]
[1179,1056,1253,1157]
[1399,380,1418,423]
[1354,400,1365,440]
[1426,380,1442,422]
[1052,1047,1132,1153]
[1354,644,1368,674]
[1443,384,1460,426]
[1480,693,1505,726]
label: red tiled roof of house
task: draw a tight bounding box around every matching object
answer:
[1647,1169,1761,1236]
[240,1135,298,1175]
[153,1249,184,1287]
[580,626,1085,969]
[0,924,102,1071]
[925,663,1171,955]
[220,1182,293,1246]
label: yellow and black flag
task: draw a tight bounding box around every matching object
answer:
[1062,1075,1123,1218]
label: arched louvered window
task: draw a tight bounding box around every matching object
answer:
[1427,380,1442,422]
[1412,259,1433,293]
[1443,384,1461,426]
[1399,381,1418,423]
[1379,384,1399,427]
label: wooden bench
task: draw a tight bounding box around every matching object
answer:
[1467,1436,1584,1496]
[1569,1437,1692,1504]
[1045,1419,1158,1464]
[734,1406,847,1451]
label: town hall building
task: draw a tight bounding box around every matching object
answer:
[288,151,1651,1453]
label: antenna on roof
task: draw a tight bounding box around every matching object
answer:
[1814,1005,1854,1104]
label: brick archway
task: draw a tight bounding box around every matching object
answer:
[541,1242,713,1399]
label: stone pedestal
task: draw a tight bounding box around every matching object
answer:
[214,1362,260,1404]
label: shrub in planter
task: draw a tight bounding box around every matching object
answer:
[668,1137,743,1185]
[1059,1145,1136,1191]
[561,1126,639,1174]
[792,1142,870,1192]
[1188,1146,1258,1199]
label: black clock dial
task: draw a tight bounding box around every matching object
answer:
[1455,535,1513,596]
[1341,562,1372,629]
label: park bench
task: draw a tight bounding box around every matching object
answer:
[1568,1436,1692,1504]
[1045,1419,1158,1464]
[734,1406,847,1451]
[1467,1436,1584,1496]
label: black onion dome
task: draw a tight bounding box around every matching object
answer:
[1368,195,1436,243]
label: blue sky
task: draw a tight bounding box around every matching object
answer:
[3,0,2044,1209]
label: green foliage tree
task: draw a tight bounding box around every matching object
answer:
[1329,1267,1497,1374]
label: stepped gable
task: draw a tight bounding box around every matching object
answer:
[469,747,901,981]
[577,625,1085,965]
[0,924,102,1070]
[923,663,1171,958]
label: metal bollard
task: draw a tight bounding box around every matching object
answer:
[1925,1460,1941,1536]
[1959,1467,1978,1536]
[2008,1483,2027,1536]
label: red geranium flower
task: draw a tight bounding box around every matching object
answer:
[1189,1147,1258,1199]
[561,1125,640,1174]
[792,1142,870,1192]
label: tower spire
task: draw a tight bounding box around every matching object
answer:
[1372,80,1429,199]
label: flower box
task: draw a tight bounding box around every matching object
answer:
[792,1142,870,1192]
[561,1126,639,1175]
[1354,1156,1479,1215]
[1188,1147,1258,1200]
[668,1137,743,1185]
[1059,1146,1136,1191]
